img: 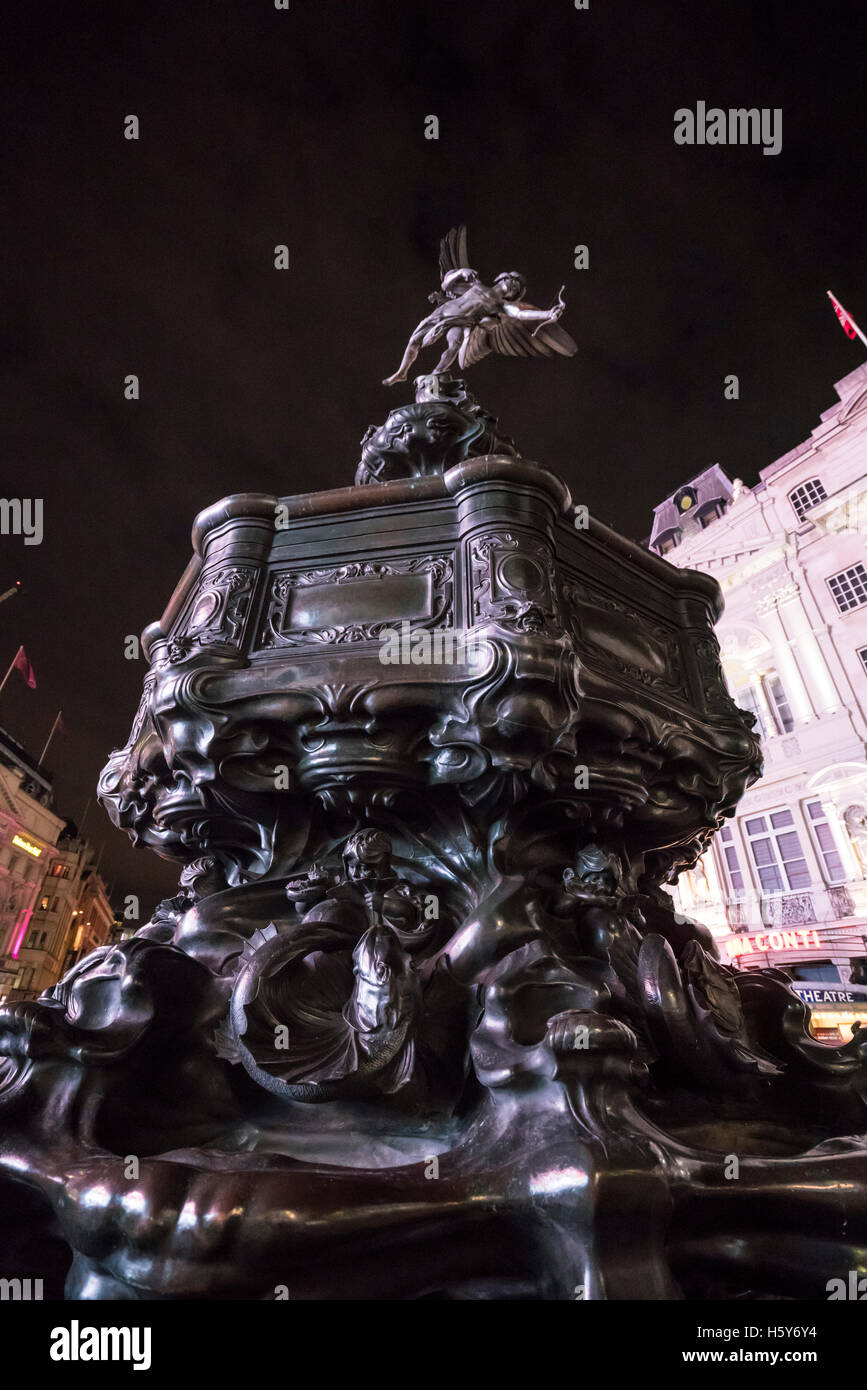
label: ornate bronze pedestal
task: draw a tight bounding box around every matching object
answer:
[2,236,866,1299]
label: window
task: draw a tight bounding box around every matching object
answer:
[8,856,19,877]
[40,895,49,911]
[745,810,811,892]
[789,479,827,521]
[805,801,845,883]
[786,961,840,983]
[859,647,867,676]
[39,931,47,947]
[828,563,867,614]
[699,501,726,528]
[658,531,680,555]
[719,825,745,897]
[50,863,71,879]
[763,675,794,733]
[735,684,766,739]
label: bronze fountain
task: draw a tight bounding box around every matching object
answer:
[1,230,865,1300]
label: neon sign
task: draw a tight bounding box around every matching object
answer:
[726,927,821,958]
[10,908,33,959]
[11,833,42,858]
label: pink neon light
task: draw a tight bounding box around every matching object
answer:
[10,908,33,960]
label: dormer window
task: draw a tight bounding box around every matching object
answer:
[789,479,827,522]
[698,499,727,528]
[657,529,681,555]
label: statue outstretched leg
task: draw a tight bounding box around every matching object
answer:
[383,332,424,385]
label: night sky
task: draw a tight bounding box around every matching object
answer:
[2,0,866,911]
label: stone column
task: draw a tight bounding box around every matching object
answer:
[778,591,839,716]
[750,672,777,736]
[820,798,862,882]
[756,592,814,724]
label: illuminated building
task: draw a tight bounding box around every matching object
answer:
[0,730,116,998]
[0,728,65,995]
[64,858,114,971]
[648,361,867,1041]
[22,825,114,994]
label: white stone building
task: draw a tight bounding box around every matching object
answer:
[648,362,867,1041]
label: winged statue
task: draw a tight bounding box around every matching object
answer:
[383,225,578,385]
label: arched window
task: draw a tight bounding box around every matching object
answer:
[789,479,827,521]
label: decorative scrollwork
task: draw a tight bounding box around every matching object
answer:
[259,555,454,648]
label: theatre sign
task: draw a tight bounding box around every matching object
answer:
[721,925,867,1043]
[790,981,867,1044]
[725,927,823,959]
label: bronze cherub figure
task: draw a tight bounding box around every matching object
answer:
[383,225,578,385]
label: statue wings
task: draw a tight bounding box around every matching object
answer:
[428,226,475,305]
[438,225,471,281]
[459,314,578,368]
[436,225,578,367]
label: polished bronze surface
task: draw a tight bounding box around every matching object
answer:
[1,253,865,1297]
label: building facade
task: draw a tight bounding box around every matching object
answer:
[0,726,116,998]
[63,856,114,975]
[20,826,114,994]
[648,362,867,1041]
[0,730,65,997]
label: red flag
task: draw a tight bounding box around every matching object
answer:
[12,646,36,689]
[828,290,861,341]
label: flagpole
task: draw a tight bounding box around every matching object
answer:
[827,290,867,350]
[0,582,22,609]
[0,648,22,698]
[39,710,62,765]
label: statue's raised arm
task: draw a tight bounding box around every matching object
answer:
[383,225,577,385]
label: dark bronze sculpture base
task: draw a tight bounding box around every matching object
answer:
[1,375,865,1300]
